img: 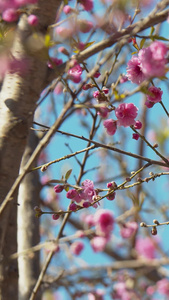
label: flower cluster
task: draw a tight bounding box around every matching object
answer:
[66,179,97,207]
[103,102,140,136]
[127,41,168,84]
[1,0,38,22]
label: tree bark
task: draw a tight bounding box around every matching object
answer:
[0,1,62,299]
[17,131,41,300]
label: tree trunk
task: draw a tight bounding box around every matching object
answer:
[0,1,62,299]
[17,131,41,300]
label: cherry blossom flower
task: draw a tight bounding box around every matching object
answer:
[132,133,139,140]
[90,236,108,252]
[135,236,157,259]
[79,0,93,11]
[70,241,84,255]
[68,64,83,83]
[120,222,138,239]
[115,103,138,127]
[126,56,146,84]
[146,86,163,103]
[157,279,169,296]
[134,120,142,130]
[27,14,39,26]
[54,185,64,193]
[2,8,18,22]
[94,209,114,236]
[103,119,117,135]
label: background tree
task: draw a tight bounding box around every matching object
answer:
[1,0,169,299]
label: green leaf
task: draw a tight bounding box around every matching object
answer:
[151,35,169,41]
[65,169,72,180]
[140,38,145,49]
[63,0,68,4]
[131,51,138,55]
[150,26,155,36]
[64,186,69,192]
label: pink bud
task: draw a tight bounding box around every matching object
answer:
[27,14,39,26]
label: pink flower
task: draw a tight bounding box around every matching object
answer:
[68,64,83,83]
[120,222,138,239]
[52,214,59,220]
[106,192,116,201]
[97,107,110,118]
[91,236,108,252]
[63,5,72,14]
[27,14,39,26]
[134,120,142,130]
[54,185,64,193]
[157,279,169,296]
[115,103,138,127]
[135,237,157,259]
[81,179,96,202]
[48,58,63,69]
[69,202,78,211]
[79,0,93,11]
[94,209,114,236]
[103,119,117,135]
[147,86,163,103]
[120,75,128,83]
[126,56,146,84]
[2,8,18,22]
[84,214,95,227]
[70,241,84,255]
[132,133,139,140]
[138,42,167,78]
[94,71,100,78]
[66,189,81,203]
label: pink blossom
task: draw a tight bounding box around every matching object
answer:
[2,8,18,22]
[68,64,83,83]
[63,5,72,14]
[80,0,93,11]
[54,185,64,193]
[55,26,75,39]
[93,91,100,98]
[66,189,81,203]
[115,103,138,127]
[52,214,59,220]
[147,86,163,103]
[58,46,69,56]
[126,56,146,84]
[106,191,116,201]
[97,107,110,118]
[135,237,157,259]
[94,209,114,236]
[91,236,108,252]
[132,133,139,140]
[84,214,95,227]
[120,222,138,239]
[134,120,142,130]
[146,286,155,296]
[69,202,78,211]
[103,119,117,135]
[120,75,128,83]
[70,241,84,255]
[48,58,63,69]
[157,279,169,296]
[94,71,101,78]
[138,42,167,78]
[145,99,155,108]
[81,179,96,202]
[27,14,39,26]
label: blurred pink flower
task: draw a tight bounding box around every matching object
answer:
[80,0,93,11]
[135,236,157,259]
[120,222,138,239]
[103,119,117,135]
[94,209,114,236]
[157,278,169,296]
[115,103,138,127]
[91,236,108,252]
[70,241,84,255]
[68,64,83,83]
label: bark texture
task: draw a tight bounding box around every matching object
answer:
[0,1,62,299]
[17,131,41,300]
